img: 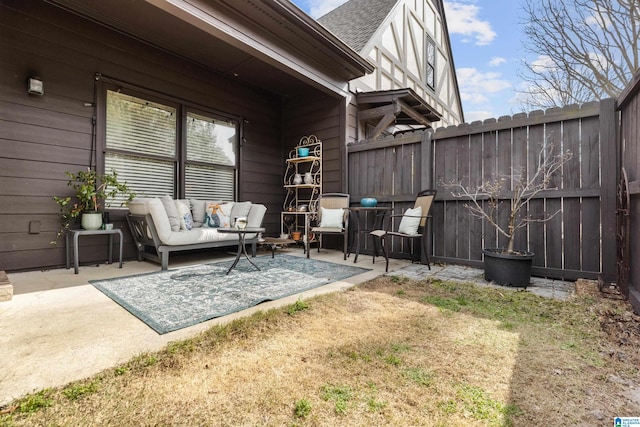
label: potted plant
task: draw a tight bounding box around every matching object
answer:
[52,168,135,243]
[446,143,572,287]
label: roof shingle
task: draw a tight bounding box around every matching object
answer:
[317,0,398,52]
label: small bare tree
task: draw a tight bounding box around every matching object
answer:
[445,144,572,254]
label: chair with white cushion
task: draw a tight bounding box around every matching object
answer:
[370,189,437,272]
[308,193,350,259]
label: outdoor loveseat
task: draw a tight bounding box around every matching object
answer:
[126,196,267,270]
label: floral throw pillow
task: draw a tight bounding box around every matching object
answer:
[175,200,193,231]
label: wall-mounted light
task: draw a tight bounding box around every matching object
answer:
[27,77,44,96]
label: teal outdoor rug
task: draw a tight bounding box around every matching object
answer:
[90,254,370,334]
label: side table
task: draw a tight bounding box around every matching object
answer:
[218,227,266,275]
[348,206,392,263]
[66,228,123,274]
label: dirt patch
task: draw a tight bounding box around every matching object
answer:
[574,278,640,366]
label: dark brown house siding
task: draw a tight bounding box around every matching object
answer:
[283,95,347,193]
[0,1,338,272]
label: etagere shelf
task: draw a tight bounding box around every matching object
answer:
[281,135,322,244]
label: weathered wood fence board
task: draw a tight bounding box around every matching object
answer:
[347,101,617,281]
[618,69,640,311]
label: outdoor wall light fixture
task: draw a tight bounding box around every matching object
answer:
[27,77,44,96]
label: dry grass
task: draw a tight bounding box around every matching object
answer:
[2,275,640,426]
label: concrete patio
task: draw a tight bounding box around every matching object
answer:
[0,246,574,406]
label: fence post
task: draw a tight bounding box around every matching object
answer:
[600,98,618,281]
[421,129,433,190]
[421,129,433,263]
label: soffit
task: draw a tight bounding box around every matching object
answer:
[44,0,373,98]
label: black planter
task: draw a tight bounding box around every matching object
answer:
[483,248,534,287]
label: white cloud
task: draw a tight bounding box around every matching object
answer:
[444,1,496,46]
[489,56,506,67]
[585,13,611,28]
[456,67,513,121]
[305,0,348,19]
[530,55,556,73]
[464,110,496,122]
[457,67,512,105]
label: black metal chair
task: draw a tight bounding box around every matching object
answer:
[308,193,350,259]
[370,189,437,272]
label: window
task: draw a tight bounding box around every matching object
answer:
[105,90,176,202]
[104,88,238,202]
[185,111,237,200]
[426,36,436,91]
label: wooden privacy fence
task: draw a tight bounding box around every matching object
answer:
[347,100,618,281]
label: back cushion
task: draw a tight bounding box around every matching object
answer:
[230,201,252,222]
[160,195,180,232]
[190,199,208,228]
[128,198,153,215]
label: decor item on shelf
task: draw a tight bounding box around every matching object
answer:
[52,168,135,243]
[446,143,572,287]
[298,204,308,212]
[304,171,314,185]
[293,173,303,185]
[360,197,378,207]
[291,231,302,241]
[297,147,309,157]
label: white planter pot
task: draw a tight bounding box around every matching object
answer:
[81,212,103,230]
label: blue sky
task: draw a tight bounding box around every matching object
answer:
[290,0,526,123]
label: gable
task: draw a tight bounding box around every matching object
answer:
[320,0,464,128]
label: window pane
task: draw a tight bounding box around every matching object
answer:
[427,65,434,89]
[187,112,236,166]
[106,90,176,157]
[427,42,435,63]
[105,153,174,203]
[185,164,235,200]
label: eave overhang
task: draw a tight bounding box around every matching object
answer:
[44,0,374,98]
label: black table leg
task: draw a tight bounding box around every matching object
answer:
[226,232,261,275]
